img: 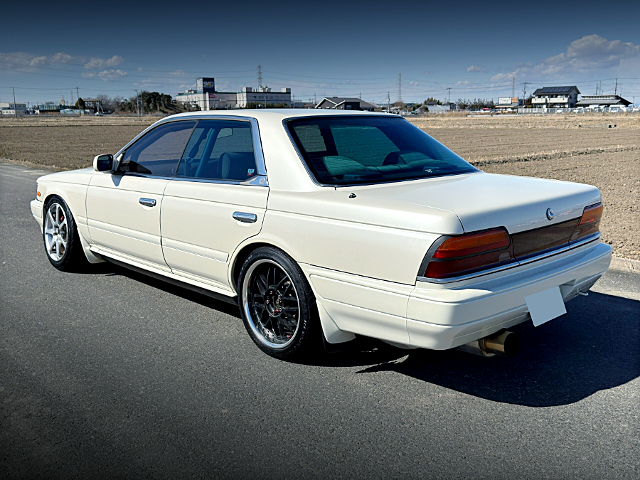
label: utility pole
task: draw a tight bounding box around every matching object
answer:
[512,77,515,98]
[397,73,402,103]
[135,89,140,117]
[614,78,618,95]
[257,65,263,89]
[387,92,390,113]
[522,82,529,106]
[71,89,74,106]
[12,87,17,118]
[446,87,452,104]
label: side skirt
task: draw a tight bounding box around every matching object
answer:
[97,253,238,306]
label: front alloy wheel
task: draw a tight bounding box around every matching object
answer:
[42,196,87,271]
[44,201,69,262]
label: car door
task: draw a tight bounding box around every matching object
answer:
[86,120,196,269]
[161,118,268,292]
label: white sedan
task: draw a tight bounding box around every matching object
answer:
[31,110,611,359]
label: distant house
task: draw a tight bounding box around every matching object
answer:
[576,95,631,108]
[425,103,454,113]
[532,86,580,108]
[316,97,377,111]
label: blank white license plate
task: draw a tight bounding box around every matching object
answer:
[525,286,567,327]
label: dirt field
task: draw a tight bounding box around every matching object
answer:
[1,113,638,259]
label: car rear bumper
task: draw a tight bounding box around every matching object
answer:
[408,241,612,349]
[306,240,612,349]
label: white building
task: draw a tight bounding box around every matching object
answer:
[0,102,27,115]
[237,87,292,108]
[176,78,292,110]
[531,86,580,108]
[176,89,238,110]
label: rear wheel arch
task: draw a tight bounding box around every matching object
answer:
[230,240,305,292]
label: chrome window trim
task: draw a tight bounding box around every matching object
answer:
[282,118,324,187]
[168,174,268,187]
[115,115,268,179]
[416,233,601,284]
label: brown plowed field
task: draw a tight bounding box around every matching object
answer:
[1,114,638,259]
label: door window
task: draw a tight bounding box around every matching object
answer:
[120,120,196,176]
[176,120,257,181]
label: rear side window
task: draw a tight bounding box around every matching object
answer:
[176,120,257,181]
[120,121,196,176]
[287,116,477,185]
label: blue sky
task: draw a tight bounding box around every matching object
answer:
[2,0,639,106]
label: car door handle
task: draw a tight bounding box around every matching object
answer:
[139,198,157,207]
[232,212,257,223]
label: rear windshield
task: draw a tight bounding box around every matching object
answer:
[286,116,478,185]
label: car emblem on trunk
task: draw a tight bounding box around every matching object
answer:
[546,208,554,220]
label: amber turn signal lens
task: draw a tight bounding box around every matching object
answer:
[433,229,510,259]
[578,203,603,226]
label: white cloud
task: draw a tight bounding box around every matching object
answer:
[51,52,76,64]
[0,51,81,70]
[467,65,487,73]
[0,52,34,69]
[84,55,124,69]
[409,81,419,86]
[490,35,640,82]
[98,69,127,81]
[29,56,48,66]
[81,72,97,78]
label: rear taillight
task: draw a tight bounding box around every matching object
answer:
[574,202,603,240]
[424,228,514,279]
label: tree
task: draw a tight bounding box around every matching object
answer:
[75,97,85,109]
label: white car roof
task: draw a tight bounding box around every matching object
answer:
[165,109,392,123]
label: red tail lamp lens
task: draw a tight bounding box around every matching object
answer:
[574,202,603,241]
[433,229,510,259]
[578,203,603,226]
[425,228,513,279]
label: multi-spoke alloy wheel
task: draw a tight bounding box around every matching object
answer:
[238,247,319,359]
[42,196,87,271]
[243,259,301,349]
[44,202,69,262]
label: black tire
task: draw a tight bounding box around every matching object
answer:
[42,195,88,272]
[238,247,321,360]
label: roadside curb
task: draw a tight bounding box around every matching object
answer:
[609,257,640,274]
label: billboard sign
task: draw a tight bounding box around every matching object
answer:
[499,97,512,105]
[197,77,215,93]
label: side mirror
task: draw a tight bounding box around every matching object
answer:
[93,154,113,172]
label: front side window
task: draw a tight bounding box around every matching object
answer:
[176,120,257,181]
[286,116,478,185]
[120,120,196,176]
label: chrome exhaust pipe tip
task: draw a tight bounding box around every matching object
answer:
[458,330,520,358]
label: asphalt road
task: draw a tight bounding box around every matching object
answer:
[1,162,639,479]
